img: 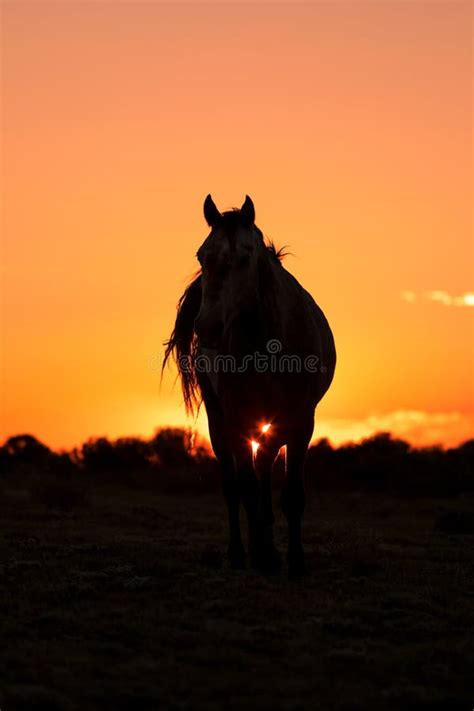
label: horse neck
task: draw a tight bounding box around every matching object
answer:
[224,251,282,354]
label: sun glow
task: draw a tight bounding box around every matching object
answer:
[2,3,472,451]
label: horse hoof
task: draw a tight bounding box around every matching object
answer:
[287,548,307,577]
[228,545,247,570]
[288,560,307,577]
[261,550,282,575]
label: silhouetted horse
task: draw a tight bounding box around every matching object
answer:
[164,195,336,574]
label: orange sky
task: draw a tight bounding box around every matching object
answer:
[1,1,473,450]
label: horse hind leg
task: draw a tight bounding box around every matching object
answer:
[281,420,313,576]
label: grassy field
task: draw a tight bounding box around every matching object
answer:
[1,482,473,710]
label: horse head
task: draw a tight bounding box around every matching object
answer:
[194,195,265,350]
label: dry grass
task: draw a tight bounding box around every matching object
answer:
[1,485,473,710]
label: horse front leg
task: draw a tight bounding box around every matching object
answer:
[218,452,246,569]
[234,444,261,567]
[281,419,314,576]
[201,377,247,568]
[254,443,281,572]
[235,442,281,573]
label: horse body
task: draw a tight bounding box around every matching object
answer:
[164,195,336,574]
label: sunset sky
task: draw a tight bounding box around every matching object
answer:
[2,1,473,450]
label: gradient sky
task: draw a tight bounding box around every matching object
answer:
[2,1,473,449]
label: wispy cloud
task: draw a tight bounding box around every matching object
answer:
[401,290,474,307]
[316,410,474,448]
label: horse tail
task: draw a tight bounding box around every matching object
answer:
[163,272,202,416]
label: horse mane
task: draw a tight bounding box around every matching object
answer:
[163,272,203,416]
[163,232,288,416]
[265,240,290,262]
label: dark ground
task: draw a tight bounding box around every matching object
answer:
[1,483,473,710]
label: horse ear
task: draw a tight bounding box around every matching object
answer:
[203,194,222,227]
[240,195,255,228]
